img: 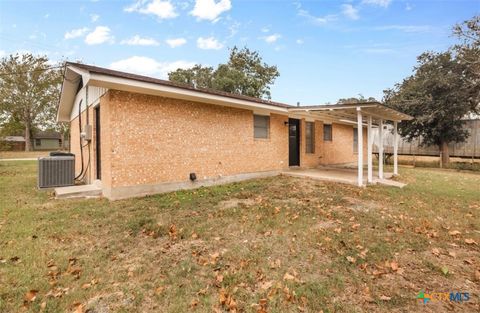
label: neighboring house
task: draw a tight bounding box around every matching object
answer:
[0,136,26,151]
[32,131,69,151]
[1,132,70,151]
[57,62,412,200]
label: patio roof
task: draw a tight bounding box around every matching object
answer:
[288,102,413,123]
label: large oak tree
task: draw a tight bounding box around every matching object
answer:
[168,46,280,99]
[0,54,63,151]
[384,16,479,167]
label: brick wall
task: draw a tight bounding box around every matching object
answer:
[321,123,367,165]
[70,89,369,192]
[104,90,289,188]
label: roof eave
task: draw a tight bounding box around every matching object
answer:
[56,66,91,122]
[88,73,290,114]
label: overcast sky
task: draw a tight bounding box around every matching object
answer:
[0,0,478,104]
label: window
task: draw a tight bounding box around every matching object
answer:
[323,124,332,141]
[35,139,41,146]
[305,122,315,153]
[254,115,270,139]
[353,128,358,153]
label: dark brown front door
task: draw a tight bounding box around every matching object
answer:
[289,118,300,166]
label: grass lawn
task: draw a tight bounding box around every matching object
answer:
[0,161,479,312]
[0,151,49,159]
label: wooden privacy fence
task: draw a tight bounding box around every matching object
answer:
[372,119,480,158]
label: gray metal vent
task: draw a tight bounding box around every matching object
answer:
[38,156,75,188]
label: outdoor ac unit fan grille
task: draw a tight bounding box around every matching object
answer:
[38,156,75,188]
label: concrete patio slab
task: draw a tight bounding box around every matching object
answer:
[281,166,406,188]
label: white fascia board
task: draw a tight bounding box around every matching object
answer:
[68,66,92,85]
[56,66,91,122]
[89,73,289,114]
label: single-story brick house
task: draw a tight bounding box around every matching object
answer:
[57,62,412,200]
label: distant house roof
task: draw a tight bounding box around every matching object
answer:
[2,136,25,142]
[33,131,61,139]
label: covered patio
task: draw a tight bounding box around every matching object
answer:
[289,102,413,187]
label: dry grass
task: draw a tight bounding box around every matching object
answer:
[0,161,479,312]
[396,155,480,171]
[0,151,49,159]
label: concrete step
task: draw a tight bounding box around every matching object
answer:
[55,184,102,199]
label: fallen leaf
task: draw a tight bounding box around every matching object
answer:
[283,273,295,281]
[431,248,440,256]
[191,232,199,239]
[448,230,461,236]
[24,290,38,302]
[190,298,199,309]
[155,286,166,295]
[390,261,399,271]
[168,224,177,239]
[474,269,480,282]
[73,302,84,313]
[465,238,477,245]
[257,298,268,313]
[448,251,457,258]
[269,259,281,269]
[210,252,220,264]
[259,280,274,290]
[346,256,356,264]
[380,295,391,301]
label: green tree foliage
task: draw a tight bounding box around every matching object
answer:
[337,95,378,104]
[384,30,479,166]
[168,47,280,99]
[0,54,63,151]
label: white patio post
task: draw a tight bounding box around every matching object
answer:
[357,108,363,187]
[393,121,399,176]
[367,115,373,183]
[378,119,384,179]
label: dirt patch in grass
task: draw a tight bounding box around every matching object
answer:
[217,198,256,209]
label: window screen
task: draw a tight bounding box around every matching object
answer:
[323,124,332,141]
[353,128,358,153]
[35,139,41,146]
[306,122,315,153]
[254,115,270,139]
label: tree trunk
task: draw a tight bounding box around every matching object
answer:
[60,132,65,150]
[440,141,450,167]
[24,124,33,151]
